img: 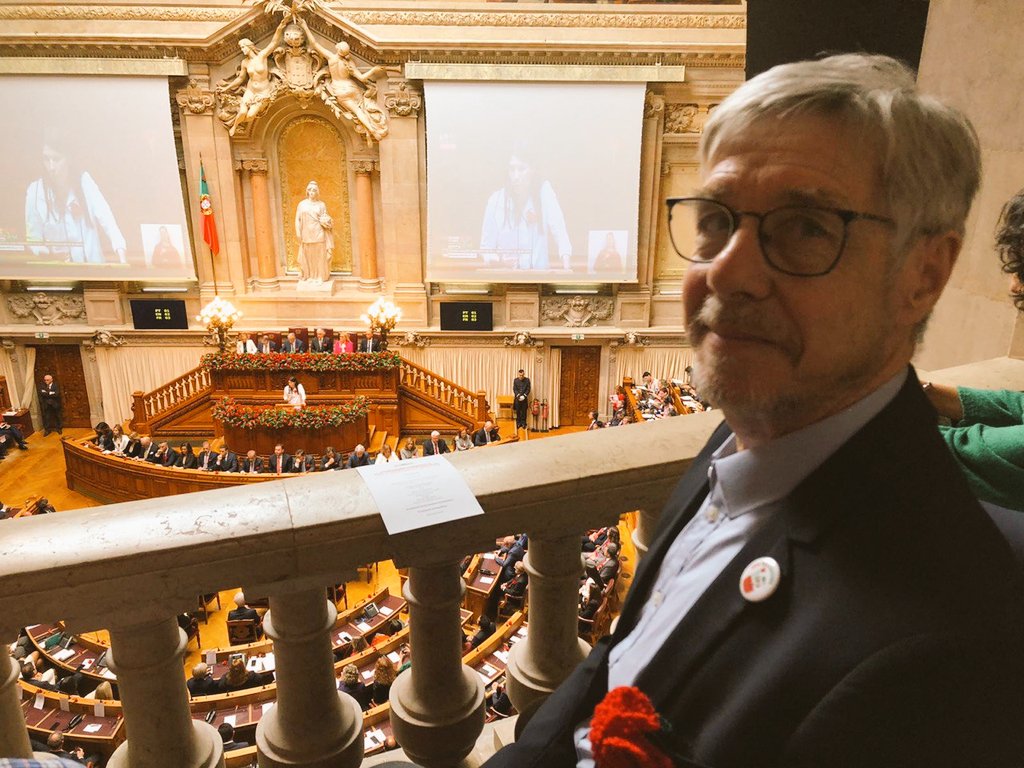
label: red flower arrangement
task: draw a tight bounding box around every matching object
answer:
[202,351,401,372]
[211,396,369,430]
[590,687,673,768]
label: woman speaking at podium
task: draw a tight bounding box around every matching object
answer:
[283,376,306,410]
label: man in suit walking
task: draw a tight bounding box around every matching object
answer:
[358,330,379,353]
[310,328,332,353]
[281,332,305,354]
[38,374,62,435]
[512,369,531,431]
[487,54,1024,767]
[422,430,449,456]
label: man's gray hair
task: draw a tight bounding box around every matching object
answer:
[701,54,981,255]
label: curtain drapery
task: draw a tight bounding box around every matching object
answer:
[615,346,695,386]
[0,347,20,408]
[95,346,207,426]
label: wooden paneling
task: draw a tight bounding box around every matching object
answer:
[31,344,91,427]
[558,346,602,427]
[222,416,368,456]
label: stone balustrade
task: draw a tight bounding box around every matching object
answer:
[3,354,1021,767]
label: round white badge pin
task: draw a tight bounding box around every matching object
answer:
[739,556,781,602]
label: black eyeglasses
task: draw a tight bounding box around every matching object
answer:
[666,197,896,277]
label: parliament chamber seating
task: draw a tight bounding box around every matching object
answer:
[2,410,727,766]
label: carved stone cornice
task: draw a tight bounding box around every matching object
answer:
[343,11,746,30]
[0,5,245,22]
[175,76,215,116]
[349,159,379,174]
[241,158,269,174]
[383,80,422,118]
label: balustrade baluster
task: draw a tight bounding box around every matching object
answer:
[0,647,32,758]
[256,586,363,768]
[390,561,484,767]
[106,616,223,768]
[505,533,590,718]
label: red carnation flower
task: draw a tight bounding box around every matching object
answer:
[590,687,672,768]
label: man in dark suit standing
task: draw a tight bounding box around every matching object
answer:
[267,444,292,475]
[38,374,62,435]
[473,420,500,446]
[281,332,305,354]
[487,55,1024,768]
[310,328,332,353]
[512,369,531,431]
[422,431,449,456]
[358,330,379,353]
[241,450,263,475]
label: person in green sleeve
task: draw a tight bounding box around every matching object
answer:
[924,381,1024,511]
[923,191,1024,511]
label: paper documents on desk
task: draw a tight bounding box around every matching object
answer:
[357,454,484,535]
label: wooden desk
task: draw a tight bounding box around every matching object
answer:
[3,407,33,437]
[463,552,500,621]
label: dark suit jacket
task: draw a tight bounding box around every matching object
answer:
[39,382,61,407]
[321,454,341,471]
[310,336,332,353]
[422,438,450,456]
[258,341,276,353]
[513,376,531,401]
[282,339,305,353]
[241,456,264,474]
[196,450,216,471]
[291,455,314,473]
[212,452,238,472]
[178,452,199,470]
[346,452,371,469]
[140,443,160,463]
[358,338,380,353]
[473,427,500,446]
[266,453,293,474]
[158,448,180,468]
[486,371,1024,768]
[228,606,260,623]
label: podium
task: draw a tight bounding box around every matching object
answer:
[207,353,399,457]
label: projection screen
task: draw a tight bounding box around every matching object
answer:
[0,75,195,281]
[425,81,645,284]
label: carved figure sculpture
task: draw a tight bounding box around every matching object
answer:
[8,293,86,326]
[294,180,334,282]
[218,18,288,137]
[542,295,614,328]
[297,17,388,144]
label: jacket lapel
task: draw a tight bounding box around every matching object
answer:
[614,421,733,638]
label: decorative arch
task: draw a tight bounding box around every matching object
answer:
[277,115,354,274]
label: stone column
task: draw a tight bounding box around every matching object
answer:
[232,158,253,284]
[106,617,223,768]
[389,562,485,767]
[632,507,661,565]
[351,159,380,291]
[379,79,427,323]
[0,650,32,758]
[505,534,590,717]
[256,588,363,768]
[244,158,279,292]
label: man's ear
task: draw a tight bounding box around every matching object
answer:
[897,230,962,324]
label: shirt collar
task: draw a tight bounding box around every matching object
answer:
[711,369,908,519]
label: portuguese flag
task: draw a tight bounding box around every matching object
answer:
[199,160,220,256]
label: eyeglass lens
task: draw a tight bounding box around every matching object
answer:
[669,199,847,276]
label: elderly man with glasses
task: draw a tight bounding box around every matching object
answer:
[486,54,1024,768]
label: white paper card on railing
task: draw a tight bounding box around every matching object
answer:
[59,697,70,712]
[205,650,216,665]
[357,454,484,535]
[94,702,104,717]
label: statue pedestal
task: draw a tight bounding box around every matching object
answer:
[296,278,335,294]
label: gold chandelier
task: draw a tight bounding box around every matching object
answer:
[197,296,242,353]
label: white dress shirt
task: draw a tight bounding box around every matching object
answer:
[575,369,908,765]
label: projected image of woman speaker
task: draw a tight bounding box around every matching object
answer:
[24,127,127,265]
[479,142,572,271]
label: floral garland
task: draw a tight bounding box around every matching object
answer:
[202,351,401,372]
[590,687,673,768]
[212,396,370,430]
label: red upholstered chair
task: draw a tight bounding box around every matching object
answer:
[289,327,309,349]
